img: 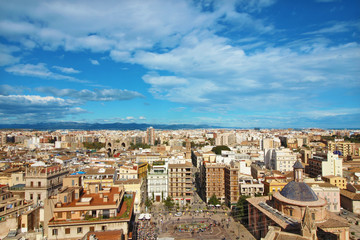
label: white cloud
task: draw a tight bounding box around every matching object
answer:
[0,84,26,95]
[0,94,85,123]
[89,59,100,65]
[126,116,134,120]
[305,21,359,35]
[142,74,188,86]
[5,63,87,83]
[35,87,144,101]
[53,66,81,74]
[0,43,20,66]
[139,116,146,120]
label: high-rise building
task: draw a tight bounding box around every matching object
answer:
[225,161,239,207]
[146,127,155,145]
[202,162,225,203]
[168,162,193,205]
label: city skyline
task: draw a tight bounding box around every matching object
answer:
[0,0,359,128]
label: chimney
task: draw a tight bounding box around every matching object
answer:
[100,193,103,198]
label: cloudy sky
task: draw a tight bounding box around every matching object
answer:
[0,0,359,128]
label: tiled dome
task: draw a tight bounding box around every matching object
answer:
[280,181,318,202]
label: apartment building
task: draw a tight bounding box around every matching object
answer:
[114,178,145,214]
[225,161,239,207]
[0,167,25,187]
[24,165,69,204]
[328,141,355,157]
[239,177,264,197]
[202,162,226,203]
[117,165,138,180]
[308,152,343,178]
[168,162,193,205]
[47,176,134,240]
[147,163,168,202]
[307,182,341,213]
[0,185,33,219]
[263,177,288,196]
[83,168,116,190]
[146,127,155,145]
[322,175,347,189]
[265,148,297,172]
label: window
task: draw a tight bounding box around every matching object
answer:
[102,226,107,231]
[312,213,315,220]
[90,226,95,232]
[38,182,41,187]
[30,181,34,187]
[72,180,75,186]
[37,194,41,200]
[30,194,33,200]
[77,227,82,233]
[52,229,58,236]
[64,196,67,203]
[65,228,70,234]
[57,212,63,218]
[289,209,293,216]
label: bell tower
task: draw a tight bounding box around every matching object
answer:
[293,160,304,182]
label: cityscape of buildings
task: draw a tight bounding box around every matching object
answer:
[0,127,359,239]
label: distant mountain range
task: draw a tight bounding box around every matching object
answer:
[0,122,221,130]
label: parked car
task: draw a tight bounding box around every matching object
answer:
[175,212,182,217]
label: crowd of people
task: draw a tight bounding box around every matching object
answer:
[135,220,157,240]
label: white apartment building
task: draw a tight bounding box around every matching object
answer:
[239,177,264,196]
[322,152,343,177]
[265,148,297,172]
[147,163,168,202]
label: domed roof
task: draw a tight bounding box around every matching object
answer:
[293,160,304,169]
[280,181,318,202]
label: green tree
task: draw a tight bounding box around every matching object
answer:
[208,194,220,205]
[145,197,153,209]
[83,142,105,150]
[208,138,215,145]
[129,142,151,150]
[163,197,175,211]
[211,145,231,155]
[232,195,250,224]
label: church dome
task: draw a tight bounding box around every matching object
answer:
[280,181,318,202]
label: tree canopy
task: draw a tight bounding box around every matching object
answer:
[208,194,220,205]
[211,145,231,155]
[232,195,250,224]
[163,196,175,210]
[129,142,151,150]
[82,142,105,150]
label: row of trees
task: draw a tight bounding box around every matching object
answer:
[82,142,105,150]
[129,142,151,150]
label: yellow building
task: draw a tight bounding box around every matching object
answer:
[328,141,355,157]
[263,177,288,196]
[322,175,347,189]
[114,178,145,213]
[83,168,116,190]
[136,162,148,179]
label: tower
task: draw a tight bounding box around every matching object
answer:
[146,127,155,145]
[293,160,304,182]
[185,139,191,159]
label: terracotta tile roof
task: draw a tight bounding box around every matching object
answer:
[85,230,124,240]
[168,162,192,168]
[340,189,360,200]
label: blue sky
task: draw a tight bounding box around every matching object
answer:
[0,0,359,128]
